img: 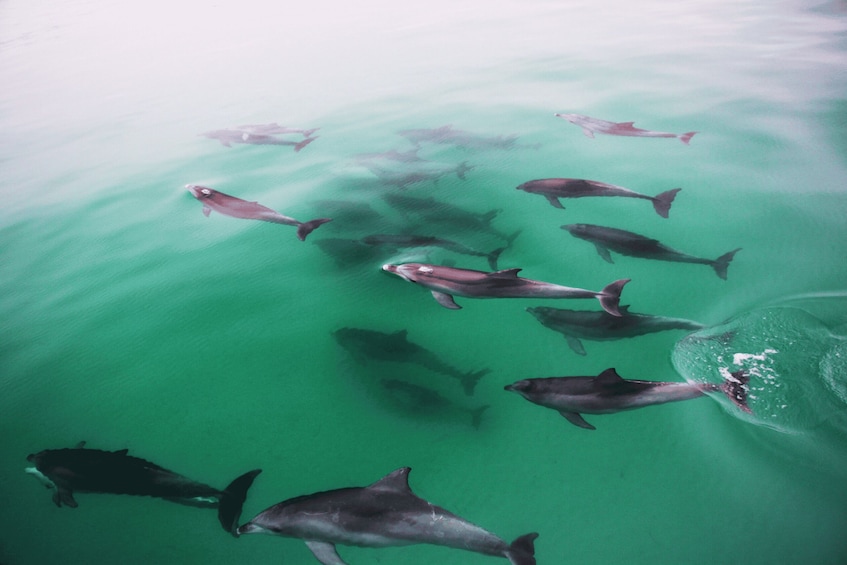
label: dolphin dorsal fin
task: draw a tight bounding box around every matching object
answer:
[369,467,413,493]
[115,449,129,456]
[596,368,624,386]
[392,329,408,340]
[487,268,522,278]
[74,441,87,449]
[620,121,636,127]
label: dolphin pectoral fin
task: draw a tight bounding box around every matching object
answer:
[559,411,596,430]
[202,206,212,217]
[432,291,461,309]
[594,243,614,263]
[54,487,78,508]
[566,336,587,356]
[545,195,565,209]
[305,541,349,565]
[581,127,595,139]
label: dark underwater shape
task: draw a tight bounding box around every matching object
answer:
[562,223,741,280]
[200,128,317,151]
[25,443,261,536]
[380,379,490,429]
[554,113,697,144]
[527,305,706,355]
[382,262,629,316]
[516,178,681,218]
[362,233,505,270]
[361,158,473,188]
[398,125,527,150]
[187,184,332,241]
[505,368,751,430]
[333,327,488,395]
[313,238,382,268]
[237,467,538,565]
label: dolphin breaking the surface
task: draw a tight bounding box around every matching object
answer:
[187,184,332,241]
[562,223,741,280]
[517,178,681,218]
[554,113,697,144]
[237,467,538,565]
[25,443,261,536]
[505,368,751,430]
[382,262,629,316]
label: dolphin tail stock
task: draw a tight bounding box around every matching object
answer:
[505,532,539,565]
[679,131,698,145]
[295,136,318,152]
[721,370,752,414]
[597,279,630,317]
[652,188,682,218]
[461,368,491,396]
[219,469,262,537]
[712,248,741,280]
[487,247,507,270]
[469,405,490,429]
[303,128,320,138]
[297,218,333,241]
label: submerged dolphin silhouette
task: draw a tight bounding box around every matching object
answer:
[505,368,751,430]
[554,113,697,144]
[382,262,629,316]
[237,467,538,565]
[25,443,261,536]
[187,184,332,241]
[362,233,505,270]
[562,223,741,280]
[517,178,681,218]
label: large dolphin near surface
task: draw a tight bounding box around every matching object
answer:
[554,113,697,144]
[562,223,741,280]
[25,443,261,536]
[236,467,538,565]
[187,184,332,241]
[382,262,629,316]
[516,178,681,218]
[527,306,706,355]
[505,368,751,430]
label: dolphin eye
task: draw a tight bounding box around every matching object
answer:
[418,266,433,273]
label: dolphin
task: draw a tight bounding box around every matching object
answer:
[25,443,261,536]
[382,262,629,316]
[362,233,505,270]
[235,123,319,138]
[380,379,490,429]
[505,368,751,430]
[236,467,538,565]
[554,113,697,144]
[200,129,317,151]
[187,184,332,241]
[562,223,741,280]
[398,125,523,150]
[527,306,706,355]
[362,159,473,188]
[516,178,681,218]
[333,327,489,395]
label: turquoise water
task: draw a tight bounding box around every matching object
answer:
[2,0,847,563]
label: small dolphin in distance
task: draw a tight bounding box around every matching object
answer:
[236,467,538,565]
[187,184,332,241]
[517,178,681,218]
[562,223,741,280]
[25,443,261,536]
[382,262,629,316]
[505,368,751,430]
[554,113,697,144]
[200,129,317,151]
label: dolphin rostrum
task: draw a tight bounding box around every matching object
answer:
[25,443,261,536]
[382,262,629,316]
[562,223,741,280]
[554,113,697,144]
[236,467,538,565]
[505,368,751,430]
[527,306,705,355]
[187,184,332,241]
[517,178,681,218]
[333,327,489,395]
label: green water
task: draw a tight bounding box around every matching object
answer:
[2,1,847,563]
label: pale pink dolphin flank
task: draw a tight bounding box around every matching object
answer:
[554,113,697,145]
[187,184,332,241]
[382,262,629,316]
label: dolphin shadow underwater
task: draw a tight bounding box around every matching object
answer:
[237,467,538,565]
[25,442,261,536]
[505,368,751,430]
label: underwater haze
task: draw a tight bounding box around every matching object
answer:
[2,0,847,563]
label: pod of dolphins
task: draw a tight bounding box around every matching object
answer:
[27,114,751,565]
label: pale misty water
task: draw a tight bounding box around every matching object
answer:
[2,1,847,564]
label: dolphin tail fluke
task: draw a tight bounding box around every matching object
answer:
[679,131,697,145]
[653,188,681,218]
[722,370,752,414]
[295,137,317,152]
[712,248,741,280]
[461,368,491,396]
[303,128,320,138]
[470,405,490,429]
[219,469,262,537]
[297,218,333,241]
[597,279,630,317]
[506,533,539,565]
[456,161,473,180]
[487,247,506,270]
